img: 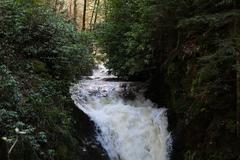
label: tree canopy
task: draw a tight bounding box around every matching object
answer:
[95,0,240,159]
[0,0,94,159]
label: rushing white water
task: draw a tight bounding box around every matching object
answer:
[70,64,172,160]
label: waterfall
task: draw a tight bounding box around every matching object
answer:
[70,64,172,160]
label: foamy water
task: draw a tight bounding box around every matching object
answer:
[70,65,172,160]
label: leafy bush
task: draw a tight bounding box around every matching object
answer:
[0,65,21,108]
[96,0,240,159]
[0,0,94,159]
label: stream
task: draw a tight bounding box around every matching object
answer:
[70,64,172,160]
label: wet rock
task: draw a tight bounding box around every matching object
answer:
[72,107,109,160]
[166,109,177,132]
[122,89,136,100]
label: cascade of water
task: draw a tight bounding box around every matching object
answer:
[70,65,172,160]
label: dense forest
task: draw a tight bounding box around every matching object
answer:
[95,0,240,159]
[0,0,240,160]
[0,0,101,159]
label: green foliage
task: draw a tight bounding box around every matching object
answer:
[0,0,94,159]
[96,0,240,159]
[0,0,94,80]
[0,65,21,107]
[95,0,178,78]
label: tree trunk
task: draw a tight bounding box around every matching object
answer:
[82,0,87,30]
[73,0,77,26]
[104,0,107,18]
[69,0,72,18]
[90,0,97,30]
[55,0,58,11]
[93,0,100,28]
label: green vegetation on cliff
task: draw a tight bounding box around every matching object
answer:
[96,0,240,159]
[1,0,240,159]
[0,0,94,159]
